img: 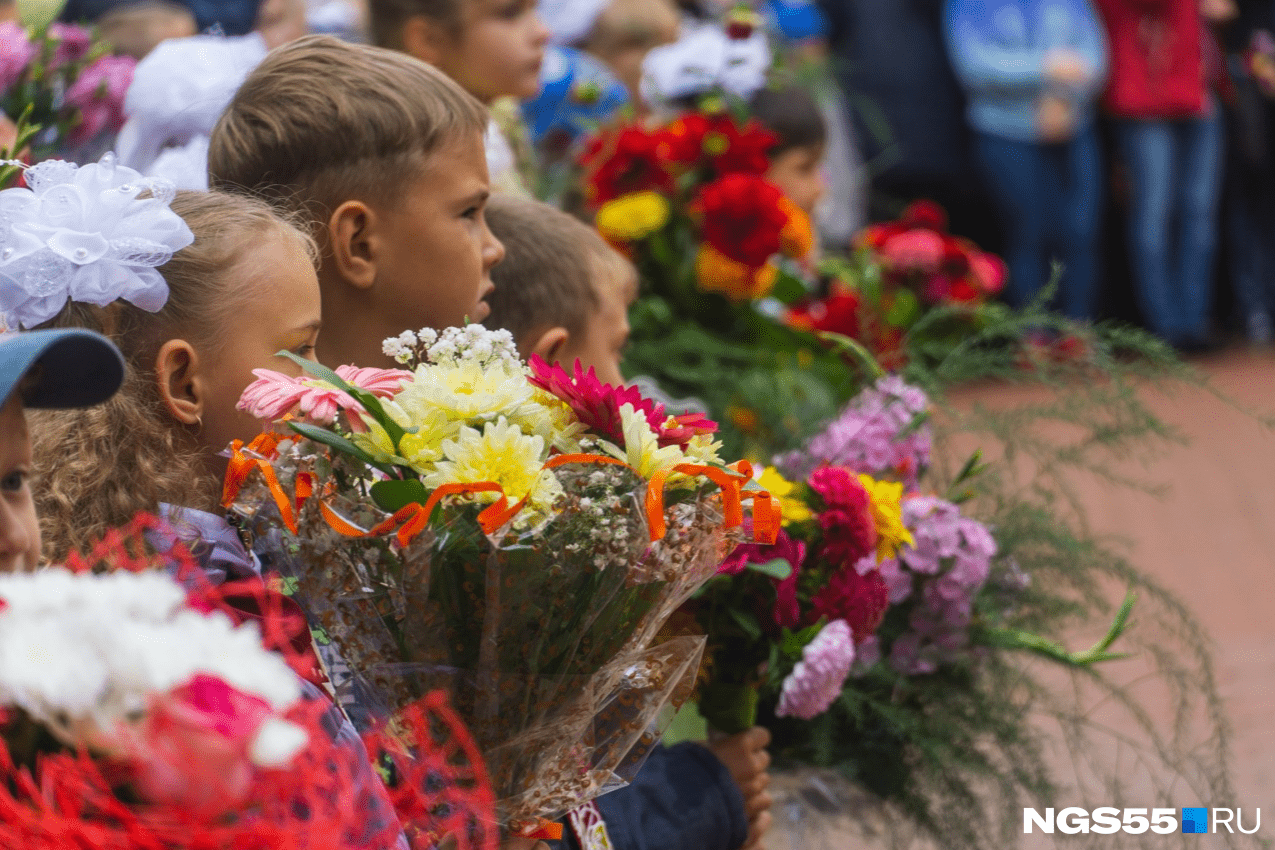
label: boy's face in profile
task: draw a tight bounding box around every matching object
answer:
[554,258,637,387]
[374,133,505,333]
[0,393,41,573]
[767,143,827,218]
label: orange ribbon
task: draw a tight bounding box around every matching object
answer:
[510,818,564,841]
[224,441,778,547]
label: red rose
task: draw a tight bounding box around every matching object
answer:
[694,174,788,267]
[582,124,676,206]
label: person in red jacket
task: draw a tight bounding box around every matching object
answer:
[1094,0,1227,349]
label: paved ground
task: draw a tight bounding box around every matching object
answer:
[768,345,1275,849]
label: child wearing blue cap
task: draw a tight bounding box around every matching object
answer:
[0,328,124,573]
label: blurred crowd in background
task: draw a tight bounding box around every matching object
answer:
[4,0,1274,352]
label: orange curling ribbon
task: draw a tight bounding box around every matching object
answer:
[222,433,298,533]
[511,819,564,841]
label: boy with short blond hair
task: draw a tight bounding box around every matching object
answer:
[208,34,505,368]
[484,195,774,850]
[484,194,635,386]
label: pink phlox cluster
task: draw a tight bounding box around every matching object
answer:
[0,22,37,90]
[64,54,135,146]
[47,23,92,70]
[775,619,855,720]
[777,376,931,486]
[885,495,997,676]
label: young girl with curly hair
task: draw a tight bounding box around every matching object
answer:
[30,187,322,563]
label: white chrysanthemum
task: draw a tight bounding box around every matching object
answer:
[398,358,534,426]
[0,568,301,741]
[601,404,687,480]
[424,418,562,515]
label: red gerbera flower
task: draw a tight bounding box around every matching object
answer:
[694,174,789,268]
[809,564,890,643]
[808,466,877,568]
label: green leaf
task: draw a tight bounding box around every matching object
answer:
[770,266,810,306]
[885,288,921,327]
[727,607,763,641]
[287,421,393,475]
[745,557,794,580]
[370,478,430,512]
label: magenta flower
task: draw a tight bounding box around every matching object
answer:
[0,22,36,91]
[775,619,855,720]
[64,54,135,146]
[237,365,411,426]
[529,355,717,449]
[47,23,92,69]
[808,466,876,568]
[719,527,807,629]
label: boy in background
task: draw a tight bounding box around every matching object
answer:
[484,193,774,850]
[208,34,505,369]
[366,0,549,190]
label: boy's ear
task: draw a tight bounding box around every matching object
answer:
[329,200,378,291]
[401,15,448,66]
[154,339,205,428]
[528,327,569,364]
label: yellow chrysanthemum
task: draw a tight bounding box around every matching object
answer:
[397,360,532,427]
[596,191,670,242]
[508,390,587,454]
[602,404,686,480]
[424,418,561,513]
[758,467,811,524]
[349,402,459,474]
[695,244,778,301]
[682,431,724,467]
[858,474,913,561]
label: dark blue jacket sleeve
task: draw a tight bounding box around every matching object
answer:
[553,743,749,850]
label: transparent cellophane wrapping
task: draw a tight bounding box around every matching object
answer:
[235,448,739,828]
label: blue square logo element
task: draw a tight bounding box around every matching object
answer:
[1182,808,1209,834]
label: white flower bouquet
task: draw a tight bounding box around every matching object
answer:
[227,325,777,836]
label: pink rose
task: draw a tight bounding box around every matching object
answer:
[64,54,135,146]
[880,229,946,274]
[0,22,37,92]
[123,674,290,817]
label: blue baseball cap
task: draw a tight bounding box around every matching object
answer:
[0,329,126,410]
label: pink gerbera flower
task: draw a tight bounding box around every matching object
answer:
[237,365,411,426]
[775,619,855,720]
[528,356,717,449]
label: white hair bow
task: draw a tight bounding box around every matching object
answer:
[0,153,195,330]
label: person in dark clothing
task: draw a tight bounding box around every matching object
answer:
[818,0,1001,251]
[60,0,261,36]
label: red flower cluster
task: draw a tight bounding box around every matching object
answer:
[807,466,877,568]
[580,114,778,209]
[809,565,890,643]
[694,173,788,267]
[857,200,1007,306]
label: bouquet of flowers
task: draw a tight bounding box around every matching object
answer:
[0,525,405,848]
[787,201,1007,371]
[0,21,134,160]
[582,108,812,309]
[577,107,863,459]
[683,376,1131,768]
[227,325,776,837]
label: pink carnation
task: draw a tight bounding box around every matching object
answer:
[775,619,855,720]
[237,365,411,427]
[64,54,135,146]
[0,22,36,91]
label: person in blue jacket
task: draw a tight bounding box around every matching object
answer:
[943,0,1109,319]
